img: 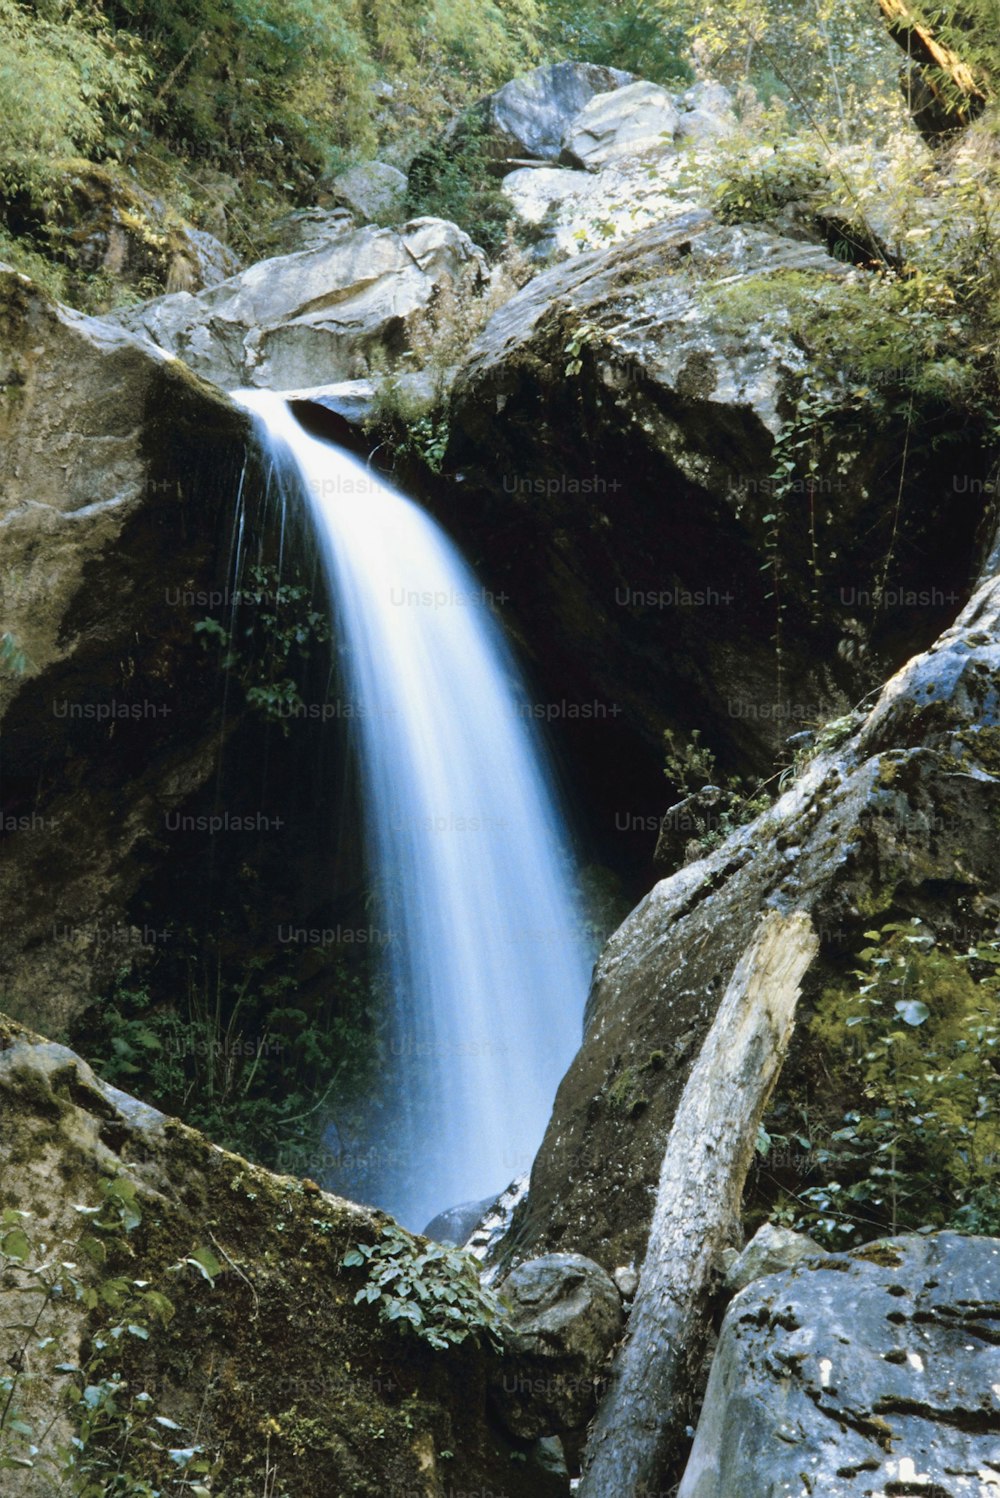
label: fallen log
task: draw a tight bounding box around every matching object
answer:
[578,909,819,1498]
[876,0,987,138]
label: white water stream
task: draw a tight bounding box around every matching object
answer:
[237,392,591,1228]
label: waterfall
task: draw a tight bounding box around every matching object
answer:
[236,391,592,1229]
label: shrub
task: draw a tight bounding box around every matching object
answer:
[761,921,1000,1244]
[342,1224,507,1352]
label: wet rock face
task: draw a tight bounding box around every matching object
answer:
[679,1233,1000,1498]
[0,1015,567,1498]
[114,217,488,391]
[501,567,1000,1276]
[0,270,250,1035]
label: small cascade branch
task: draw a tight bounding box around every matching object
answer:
[578,910,819,1498]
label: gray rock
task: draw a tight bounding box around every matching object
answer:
[613,1264,639,1299]
[450,211,888,794]
[528,1436,569,1481]
[474,61,635,164]
[491,1253,623,1441]
[560,80,681,170]
[680,1233,1000,1498]
[330,161,408,223]
[163,226,241,292]
[114,217,488,391]
[423,1195,496,1246]
[682,80,737,117]
[261,206,356,256]
[0,268,248,1034]
[677,106,737,144]
[282,378,377,429]
[723,1222,823,1293]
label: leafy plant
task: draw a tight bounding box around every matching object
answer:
[761,922,1000,1245]
[77,939,382,1182]
[0,1177,220,1493]
[662,727,772,855]
[342,1224,506,1352]
[405,113,513,256]
[195,561,331,735]
[542,0,693,85]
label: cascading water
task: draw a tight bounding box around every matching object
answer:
[236,391,592,1229]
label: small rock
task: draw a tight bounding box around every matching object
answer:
[464,1174,530,1271]
[723,1222,823,1293]
[613,1264,639,1299]
[422,1195,495,1247]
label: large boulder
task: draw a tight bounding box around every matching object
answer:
[495,553,1000,1275]
[114,217,488,391]
[0,269,250,1035]
[462,62,635,166]
[491,1253,623,1446]
[330,160,408,223]
[680,1233,1000,1497]
[560,80,681,170]
[445,208,986,834]
[0,1014,566,1497]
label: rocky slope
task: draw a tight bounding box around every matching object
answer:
[0,1014,566,1497]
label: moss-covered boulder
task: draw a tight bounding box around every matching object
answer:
[0,1015,566,1497]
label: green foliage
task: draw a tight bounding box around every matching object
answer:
[406,114,512,255]
[712,138,832,224]
[692,0,902,140]
[80,941,381,1179]
[564,318,602,377]
[99,0,376,180]
[894,0,1000,106]
[0,1179,220,1493]
[0,0,150,199]
[342,1224,506,1352]
[542,0,694,85]
[763,922,1000,1245]
[662,727,772,853]
[195,561,331,735]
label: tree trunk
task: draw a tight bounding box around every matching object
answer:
[876,0,987,139]
[578,910,819,1498]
